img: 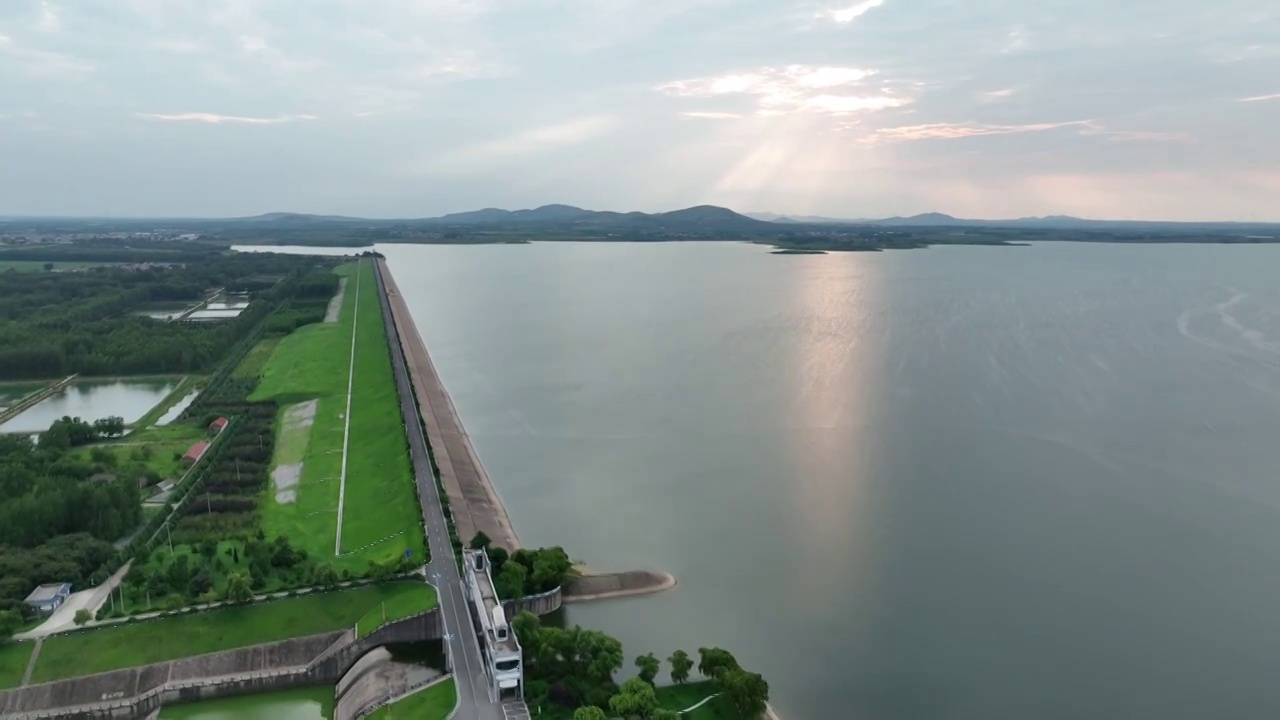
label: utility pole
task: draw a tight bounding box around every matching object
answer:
[166,521,174,556]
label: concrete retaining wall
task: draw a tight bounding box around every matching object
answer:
[0,585,566,719]
[0,632,346,719]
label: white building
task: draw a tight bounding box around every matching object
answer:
[463,549,523,701]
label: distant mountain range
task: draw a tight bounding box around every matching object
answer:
[231,206,1279,235]
[748,211,1278,231]
[236,204,779,237]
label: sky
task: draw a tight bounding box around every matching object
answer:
[0,0,1277,220]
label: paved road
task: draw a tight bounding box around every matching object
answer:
[374,259,513,720]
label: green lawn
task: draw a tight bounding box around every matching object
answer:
[354,580,438,638]
[234,337,282,379]
[128,422,208,443]
[366,678,456,720]
[32,581,436,683]
[70,435,194,485]
[0,641,34,690]
[251,260,422,571]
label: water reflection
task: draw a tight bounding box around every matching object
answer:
[780,256,885,612]
[0,380,177,433]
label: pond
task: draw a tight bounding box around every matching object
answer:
[157,686,333,720]
[187,308,244,320]
[0,382,45,411]
[0,379,179,433]
[231,245,369,258]
[155,389,200,426]
[134,302,200,322]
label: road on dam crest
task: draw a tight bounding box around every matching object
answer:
[374,259,519,720]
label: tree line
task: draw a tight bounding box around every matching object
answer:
[511,609,770,719]
[0,251,338,380]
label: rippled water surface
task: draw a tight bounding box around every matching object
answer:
[381,240,1280,720]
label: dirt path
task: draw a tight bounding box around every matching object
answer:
[20,637,42,686]
[325,277,348,323]
[272,399,317,504]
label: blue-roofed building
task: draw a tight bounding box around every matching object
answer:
[24,582,72,615]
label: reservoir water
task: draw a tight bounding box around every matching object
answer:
[379,241,1280,720]
[236,241,1280,718]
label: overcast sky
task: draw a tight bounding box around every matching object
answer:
[0,0,1276,220]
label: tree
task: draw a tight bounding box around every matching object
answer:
[653,711,679,720]
[42,263,54,272]
[573,708,607,720]
[668,649,693,685]
[609,677,659,718]
[0,609,20,640]
[635,652,660,686]
[487,546,509,574]
[720,668,769,718]
[469,531,492,550]
[188,567,214,597]
[497,560,527,600]
[73,608,93,626]
[697,646,739,680]
[198,538,218,561]
[224,570,253,602]
[312,563,338,587]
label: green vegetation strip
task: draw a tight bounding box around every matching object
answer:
[252,261,422,571]
[31,581,436,683]
[233,337,282,379]
[0,641,34,690]
[366,678,457,720]
[0,261,106,272]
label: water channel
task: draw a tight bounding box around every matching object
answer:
[239,241,1280,719]
[157,685,332,719]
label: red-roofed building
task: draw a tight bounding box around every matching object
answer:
[182,441,209,466]
[209,417,229,434]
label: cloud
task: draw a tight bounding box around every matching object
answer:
[871,121,1087,142]
[980,88,1018,101]
[1078,122,1193,142]
[0,34,94,80]
[658,65,905,116]
[136,112,318,124]
[1239,93,1280,103]
[823,0,885,24]
[426,115,619,171]
[870,120,1191,144]
[37,1,61,33]
[681,111,743,120]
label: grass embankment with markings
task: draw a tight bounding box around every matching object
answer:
[250,260,423,572]
[366,678,457,720]
[22,581,435,685]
